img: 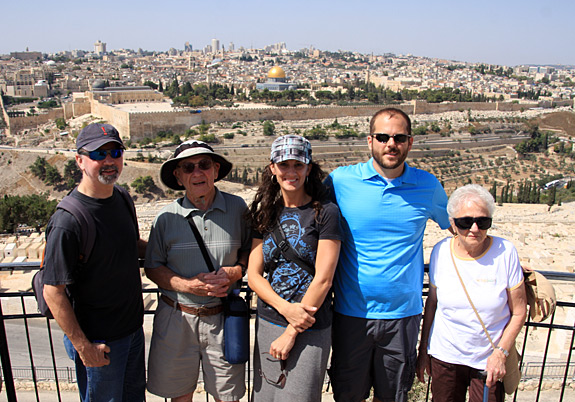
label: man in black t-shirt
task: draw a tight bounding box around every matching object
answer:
[43,123,147,402]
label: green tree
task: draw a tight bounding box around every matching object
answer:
[547,186,556,211]
[143,80,158,90]
[30,157,48,180]
[64,159,82,189]
[55,117,67,130]
[45,164,62,185]
[131,176,156,194]
[263,121,276,136]
[490,181,497,201]
[0,194,57,232]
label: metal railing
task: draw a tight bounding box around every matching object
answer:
[1,262,574,402]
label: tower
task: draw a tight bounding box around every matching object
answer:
[211,39,220,54]
[94,40,106,55]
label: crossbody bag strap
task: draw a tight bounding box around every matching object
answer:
[450,240,496,349]
[270,223,315,277]
[187,216,216,273]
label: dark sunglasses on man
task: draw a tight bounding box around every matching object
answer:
[371,133,411,144]
[453,216,493,230]
[78,148,124,161]
[178,159,214,174]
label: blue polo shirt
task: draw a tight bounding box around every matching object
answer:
[326,159,450,319]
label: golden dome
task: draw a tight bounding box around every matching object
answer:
[268,66,286,79]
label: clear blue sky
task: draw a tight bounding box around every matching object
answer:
[4,0,574,66]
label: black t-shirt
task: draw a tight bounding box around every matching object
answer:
[43,188,143,341]
[256,201,342,330]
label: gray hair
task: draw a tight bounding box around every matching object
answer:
[447,184,496,218]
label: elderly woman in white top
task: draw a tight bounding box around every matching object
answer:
[416,184,527,402]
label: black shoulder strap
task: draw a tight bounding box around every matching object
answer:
[270,223,315,277]
[115,185,139,236]
[187,217,216,272]
[57,194,96,263]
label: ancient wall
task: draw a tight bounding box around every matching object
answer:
[128,111,203,141]
[90,101,131,140]
[0,93,8,135]
[198,105,409,124]
[62,100,91,119]
[2,98,548,140]
[8,108,65,134]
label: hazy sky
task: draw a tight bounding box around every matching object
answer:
[3,0,573,66]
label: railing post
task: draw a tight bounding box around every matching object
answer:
[0,301,17,401]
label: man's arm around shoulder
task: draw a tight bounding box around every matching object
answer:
[43,284,110,367]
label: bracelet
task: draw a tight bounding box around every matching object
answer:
[496,346,509,358]
[237,262,247,276]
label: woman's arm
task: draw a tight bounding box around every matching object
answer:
[269,238,341,360]
[484,282,527,388]
[416,285,437,383]
[247,239,317,331]
[297,238,341,311]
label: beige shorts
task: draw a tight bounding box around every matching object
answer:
[146,298,246,400]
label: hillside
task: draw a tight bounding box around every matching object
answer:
[1,110,573,202]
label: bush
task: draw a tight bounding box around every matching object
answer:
[263,121,275,136]
[131,176,156,194]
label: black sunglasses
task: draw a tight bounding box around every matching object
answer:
[453,216,492,230]
[178,159,213,174]
[259,353,287,388]
[372,133,411,144]
[79,149,123,161]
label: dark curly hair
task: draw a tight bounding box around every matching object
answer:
[249,161,328,233]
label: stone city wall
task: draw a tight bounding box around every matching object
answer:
[198,105,397,124]
[8,108,65,135]
[62,100,91,120]
[128,111,203,141]
[0,98,547,139]
[90,102,131,141]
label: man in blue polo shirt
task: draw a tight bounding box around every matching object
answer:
[326,108,451,402]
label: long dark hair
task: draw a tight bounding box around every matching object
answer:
[249,161,327,233]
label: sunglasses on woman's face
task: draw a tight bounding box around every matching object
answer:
[453,216,492,230]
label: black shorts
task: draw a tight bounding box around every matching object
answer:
[329,312,421,402]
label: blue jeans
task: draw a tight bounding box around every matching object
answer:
[64,328,145,402]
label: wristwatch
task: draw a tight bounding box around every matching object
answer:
[496,346,509,357]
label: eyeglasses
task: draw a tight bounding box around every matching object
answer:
[372,133,411,144]
[453,216,493,230]
[78,149,123,161]
[178,159,213,174]
[259,353,286,388]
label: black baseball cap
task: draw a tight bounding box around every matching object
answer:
[76,123,125,152]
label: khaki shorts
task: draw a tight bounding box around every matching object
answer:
[146,298,245,400]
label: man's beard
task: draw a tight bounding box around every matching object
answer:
[371,147,408,171]
[98,165,119,185]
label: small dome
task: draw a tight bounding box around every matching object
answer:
[92,79,107,89]
[268,66,286,79]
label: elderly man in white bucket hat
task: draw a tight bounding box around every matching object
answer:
[145,140,251,402]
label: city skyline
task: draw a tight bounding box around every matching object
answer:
[3,0,574,67]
